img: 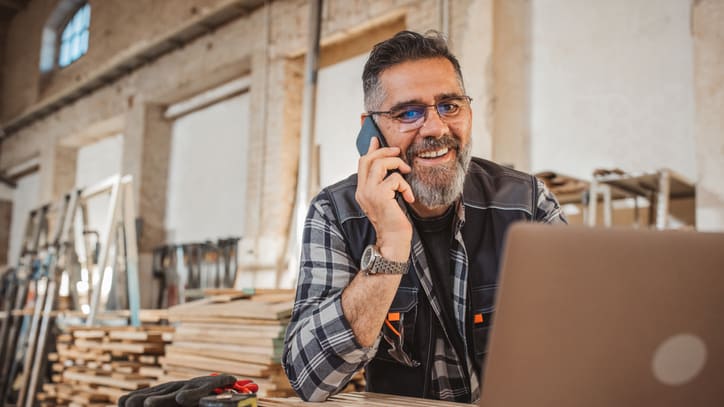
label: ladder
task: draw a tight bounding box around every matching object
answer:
[0,174,142,406]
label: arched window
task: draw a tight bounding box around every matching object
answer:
[58,3,90,67]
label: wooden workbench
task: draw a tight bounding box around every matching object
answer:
[259,392,473,406]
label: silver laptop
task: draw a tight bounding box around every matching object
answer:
[481,224,724,407]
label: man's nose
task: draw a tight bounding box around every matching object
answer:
[419,106,449,137]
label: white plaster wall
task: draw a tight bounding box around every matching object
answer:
[165,93,249,243]
[315,53,368,188]
[7,172,40,266]
[0,184,12,200]
[75,134,124,241]
[529,0,697,182]
[456,0,494,161]
[692,0,724,231]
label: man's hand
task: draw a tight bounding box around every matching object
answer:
[354,136,414,261]
[340,137,415,348]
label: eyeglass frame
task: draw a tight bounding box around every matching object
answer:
[367,95,473,132]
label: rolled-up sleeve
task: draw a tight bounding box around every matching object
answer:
[535,179,568,224]
[282,194,379,401]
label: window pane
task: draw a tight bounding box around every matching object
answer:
[59,43,69,66]
[74,12,82,33]
[83,5,90,28]
[58,4,90,66]
[62,24,71,40]
[57,3,91,67]
[71,35,79,59]
[80,31,89,54]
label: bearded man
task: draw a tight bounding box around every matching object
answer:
[282,30,567,403]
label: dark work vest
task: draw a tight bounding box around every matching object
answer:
[323,157,539,400]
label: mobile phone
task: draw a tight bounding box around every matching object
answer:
[356,116,404,203]
[356,116,389,156]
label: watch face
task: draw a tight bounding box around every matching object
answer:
[361,245,374,270]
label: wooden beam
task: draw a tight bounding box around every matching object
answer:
[0,0,26,11]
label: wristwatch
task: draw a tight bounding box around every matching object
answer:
[360,244,409,275]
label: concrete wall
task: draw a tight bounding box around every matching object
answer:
[315,53,366,189]
[74,134,123,243]
[7,172,39,266]
[165,92,249,243]
[528,0,697,182]
[692,0,724,231]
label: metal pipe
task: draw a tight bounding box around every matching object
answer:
[283,0,322,288]
[440,0,449,37]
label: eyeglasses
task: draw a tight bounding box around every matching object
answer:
[368,95,472,132]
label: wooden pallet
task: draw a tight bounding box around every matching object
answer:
[35,325,172,406]
[158,290,297,397]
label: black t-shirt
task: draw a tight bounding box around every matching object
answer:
[411,206,468,369]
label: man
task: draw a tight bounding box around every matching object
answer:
[282,30,566,403]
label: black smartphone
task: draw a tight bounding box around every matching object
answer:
[356,116,405,205]
[356,115,389,156]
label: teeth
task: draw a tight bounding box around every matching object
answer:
[418,147,449,158]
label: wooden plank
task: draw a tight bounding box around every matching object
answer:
[138,355,158,365]
[168,299,292,321]
[111,372,148,380]
[180,321,285,334]
[73,330,108,339]
[138,366,165,378]
[175,323,284,338]
[248,292,296,303]
[62,371,153,390]
[168,339,280,357]
[108,330,165,342]
[162,351,271,377]
[172,331,282,348]
[74,339,165,354]
[166,343,278,365]
[168,315,288,325]
[91,385,128,403]
[110,361,143,370]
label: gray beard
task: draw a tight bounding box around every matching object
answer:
[405,136,472,209]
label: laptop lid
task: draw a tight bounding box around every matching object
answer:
[480,224,724,407]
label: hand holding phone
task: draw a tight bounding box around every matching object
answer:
[354,116,413,262]
[356,115,389,156]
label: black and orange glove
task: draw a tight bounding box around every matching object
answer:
[119,374,237,407]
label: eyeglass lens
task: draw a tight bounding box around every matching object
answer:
[396,97,471,132]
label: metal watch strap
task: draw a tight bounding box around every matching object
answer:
[369,257,409,275]
[364,245,409,275]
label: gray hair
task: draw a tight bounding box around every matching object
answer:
[362,30,465,111]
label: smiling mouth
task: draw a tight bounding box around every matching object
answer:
[417,147,449,159]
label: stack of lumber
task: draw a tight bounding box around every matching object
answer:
[158,289,297,397]
[37,325,173,406]
[259,392,471,406]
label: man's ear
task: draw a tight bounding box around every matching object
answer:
[360,114,367,127]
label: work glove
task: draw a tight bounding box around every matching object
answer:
[119,374,237,407]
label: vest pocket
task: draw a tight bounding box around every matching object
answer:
[471,285,496,358]
[376,287,419,367]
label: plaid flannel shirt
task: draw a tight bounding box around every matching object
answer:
[282,178,567,402]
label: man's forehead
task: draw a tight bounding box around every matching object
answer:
[378,57,463,106]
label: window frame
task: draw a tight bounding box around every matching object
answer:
[38,0,90,74]
[57,2,91,68]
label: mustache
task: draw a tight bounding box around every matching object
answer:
[405,135,461,162]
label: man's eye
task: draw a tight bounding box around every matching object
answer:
[438,101,460,115]
[394,107,425,122]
